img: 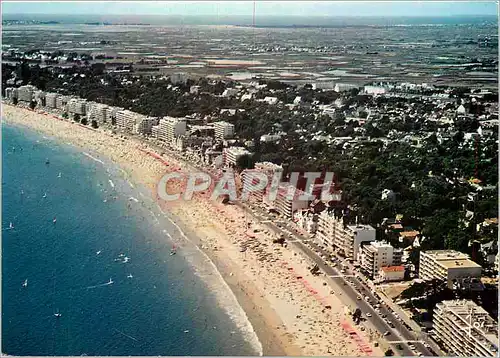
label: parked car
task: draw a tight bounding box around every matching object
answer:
[366,313,372,317]
[383,331,391,336]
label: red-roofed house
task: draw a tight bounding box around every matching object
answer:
[378,265,405,282]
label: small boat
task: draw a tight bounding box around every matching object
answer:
[20,190,24,195]
[22,279,28,287]
[9,222,14,230]
[108,278,114,285]
[170,244,177,256]
[42,193,47,198]
[127,274,133,279]
[57,172,62,178]
[96,250,101,255]
[54,309,62,318]
[123,256,130,263]
[45,158,50,165]
[53,217,57,224]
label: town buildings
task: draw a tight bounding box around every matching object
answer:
[86,102,110,124]
[44,92,57,108]
[316,210,345,249]
[67,98,87,115]
[315,210,375,259]
[419,250,482,288]
[213,121,235,140]
[17,85,37,102]
[433,300,498,357]
[358,241,403,278]
[157,116,187,144]
[340,224,377,260]
[115,109,147,132]
[266,184,309,218]
[223,146,252,167]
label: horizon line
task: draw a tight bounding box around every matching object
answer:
[4,13,498,17]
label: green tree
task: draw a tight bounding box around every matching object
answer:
[73,113,80,122]
[80,117,88,125]
[91,120,98,129]
[62,112,68,119]
[236,154,255,170]
[29,100,36,110]
[12,97,18,105]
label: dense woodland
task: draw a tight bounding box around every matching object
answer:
[3,62,498,268]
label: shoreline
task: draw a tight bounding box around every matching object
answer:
[2,103,379,357]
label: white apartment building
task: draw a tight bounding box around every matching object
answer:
[265,184,309,218]
[116,110,147,132]
[223,146,252,167]
[433,300,498,357]
[18,85,37,102]
[364,85,387,95]
[67,98,87,115]
[242,162,283,202]
[135,117,155,135]
[313,81,336,90]
[158,116,187,144]
[45,92,57,108]
[334,83,358,93]
[419,250,482,288]
[340,224,376,260]
[359,241,397,278]
[56,95,69,111]
[106,106,122,124]
[294,211,318,234]
[316,210,345,249]
[86,102,110,124]
[151,125,160,139]
[214,121,235,140]
[5,87,18,101]
[34,90,46,106]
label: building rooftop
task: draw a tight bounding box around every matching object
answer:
[399,230,420,238]
[439,259,482,270]
[423,250,482,270]
[346,224,375,232]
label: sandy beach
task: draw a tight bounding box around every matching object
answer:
[2,103,382,356]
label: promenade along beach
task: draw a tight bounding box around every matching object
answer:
[3,103,381,356]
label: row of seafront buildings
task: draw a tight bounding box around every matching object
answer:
[3,85,252,168]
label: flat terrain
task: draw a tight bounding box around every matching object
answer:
[2,20,497,88]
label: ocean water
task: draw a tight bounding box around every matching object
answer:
[2,124,260,356]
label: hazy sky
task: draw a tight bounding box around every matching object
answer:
[2,1,498,17]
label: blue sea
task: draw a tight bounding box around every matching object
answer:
[2,124,261,356]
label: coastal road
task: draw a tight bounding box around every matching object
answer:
[239,202,435,357]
